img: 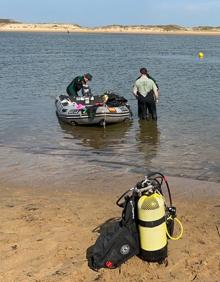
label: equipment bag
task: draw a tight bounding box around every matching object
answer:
[87,193,140,271]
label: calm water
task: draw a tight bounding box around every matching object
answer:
[0,32,220,187]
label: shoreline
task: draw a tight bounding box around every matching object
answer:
[1,174,220,281]
[1,23,220,36]
[1,24,220,280]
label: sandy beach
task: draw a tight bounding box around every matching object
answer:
[1,20,220,281]
[1,22,220,36]
[1,171,220,282]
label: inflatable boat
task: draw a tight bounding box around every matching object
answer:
[55,92,132,126]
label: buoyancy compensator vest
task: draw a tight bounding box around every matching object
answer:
[87,191,140,271]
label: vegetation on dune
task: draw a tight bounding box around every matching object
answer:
[94,24,188,31]
[1,19,220,32]
[193,26,220,31]
[0,19,19,24]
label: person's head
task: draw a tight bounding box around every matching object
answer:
[140,67,148,75]
[84,73,93,82]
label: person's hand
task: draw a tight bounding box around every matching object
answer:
[156,98,159,103]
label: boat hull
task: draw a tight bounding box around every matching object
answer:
[55,95,132,126]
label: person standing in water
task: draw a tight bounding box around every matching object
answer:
[133,68,159,120]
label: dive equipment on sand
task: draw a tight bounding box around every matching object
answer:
[135,172,183,262]
[88,189,139,270]
[87,172,183,270]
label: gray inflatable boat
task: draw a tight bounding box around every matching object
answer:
[55,93,132,126]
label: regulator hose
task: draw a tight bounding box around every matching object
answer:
[148,172,172,207]
[166,216,184,240]
[116,188,133,207]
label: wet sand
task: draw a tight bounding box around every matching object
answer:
[1,172,220,281]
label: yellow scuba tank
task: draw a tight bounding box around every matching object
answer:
[118,172,183,263]
[137,191,167,262]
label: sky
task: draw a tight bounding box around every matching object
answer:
[0,0,220,27]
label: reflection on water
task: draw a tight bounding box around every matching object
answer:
[136,120,160,145]
[57,117,162,174]
[58,118,132,150]
[136,120,160,161]
[123,120,161,174]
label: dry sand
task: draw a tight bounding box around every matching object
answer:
[0,173,220,282]
[1,20,220,281]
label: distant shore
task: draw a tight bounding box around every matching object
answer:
[1,22,220,36]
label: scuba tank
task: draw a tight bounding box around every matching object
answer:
[134,172,183,262]
[115,172,183,264]
[137,191,167,262]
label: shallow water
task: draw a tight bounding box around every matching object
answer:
[0,32,220,186]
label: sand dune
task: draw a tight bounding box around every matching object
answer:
[1,22,220,35]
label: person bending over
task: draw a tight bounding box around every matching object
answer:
[66,73,93,97]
